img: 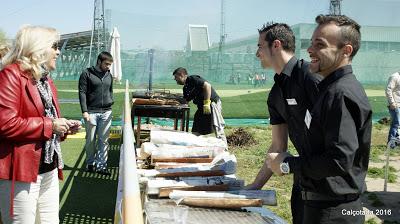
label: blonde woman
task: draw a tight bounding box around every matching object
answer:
[0,25,81,223]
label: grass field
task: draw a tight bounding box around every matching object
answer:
[55,80,389,121]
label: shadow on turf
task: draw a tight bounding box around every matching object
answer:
[59,140,120,224]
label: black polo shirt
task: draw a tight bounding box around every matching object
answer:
[286,65,372,197]
[183,75,220,107]
[267,57,320,155]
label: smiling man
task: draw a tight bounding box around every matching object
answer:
[267,15,372,224]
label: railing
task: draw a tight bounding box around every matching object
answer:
[114,80,144,224]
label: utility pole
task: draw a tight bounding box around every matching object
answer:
[89,0,108,66]
[330,0,342,15]
[216,0,227,82]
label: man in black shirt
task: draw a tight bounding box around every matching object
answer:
[268,15,372,224]
[245,23,319,224]
[172,67,226,143]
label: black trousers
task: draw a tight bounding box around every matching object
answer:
[192,109,213,135]
[291,184,304,224]
[303,198,364,224]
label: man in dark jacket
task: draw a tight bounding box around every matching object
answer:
[172,67,226,143]
[79,51,114,175]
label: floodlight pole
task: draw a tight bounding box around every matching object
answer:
[89,0,108,67]
[216,0,227,82]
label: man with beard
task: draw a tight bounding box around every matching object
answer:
[79,52,114,176]
[268,15,372,224]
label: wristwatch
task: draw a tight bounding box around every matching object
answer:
[280,161,290,174]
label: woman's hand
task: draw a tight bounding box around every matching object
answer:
[66,119,82,135]
[52,118,69,136]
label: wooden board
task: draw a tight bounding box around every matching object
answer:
[169,190,277,206]
[159,184,229,198]
[153,157,213,163]
[156,170,225,178]
[154,162,210,169]
[181,198,263,209]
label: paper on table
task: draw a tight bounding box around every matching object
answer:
[150,129,227,148]
[138,152,237,176]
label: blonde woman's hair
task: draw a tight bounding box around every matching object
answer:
[0,44,10,59]
[2,25,60,80]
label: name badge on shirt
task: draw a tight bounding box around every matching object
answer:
[304,109,312,129]
[286,98,297,105]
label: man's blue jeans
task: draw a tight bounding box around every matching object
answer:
[85,110,112,171]
[388,107,400,142]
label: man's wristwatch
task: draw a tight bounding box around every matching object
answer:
[280,161,290,174]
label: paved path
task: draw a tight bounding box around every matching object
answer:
[363,155,400,223]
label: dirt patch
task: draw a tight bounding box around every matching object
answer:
[227,128,257,147]
[378,117,391,125]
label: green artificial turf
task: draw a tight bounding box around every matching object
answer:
[59,138,120,224]
[55,80,389,122]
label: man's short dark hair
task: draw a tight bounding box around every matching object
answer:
[315,14,361,59]
[97,51,113,65]
[173,67,188,76]
[258,23,295,53]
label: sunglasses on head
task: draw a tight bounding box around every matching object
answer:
[52,42,60,50]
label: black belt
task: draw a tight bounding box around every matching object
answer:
[301,191,359,201]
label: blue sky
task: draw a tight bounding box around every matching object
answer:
[1,0,400,50]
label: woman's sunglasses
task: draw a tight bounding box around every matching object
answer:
[52,42,60,50]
